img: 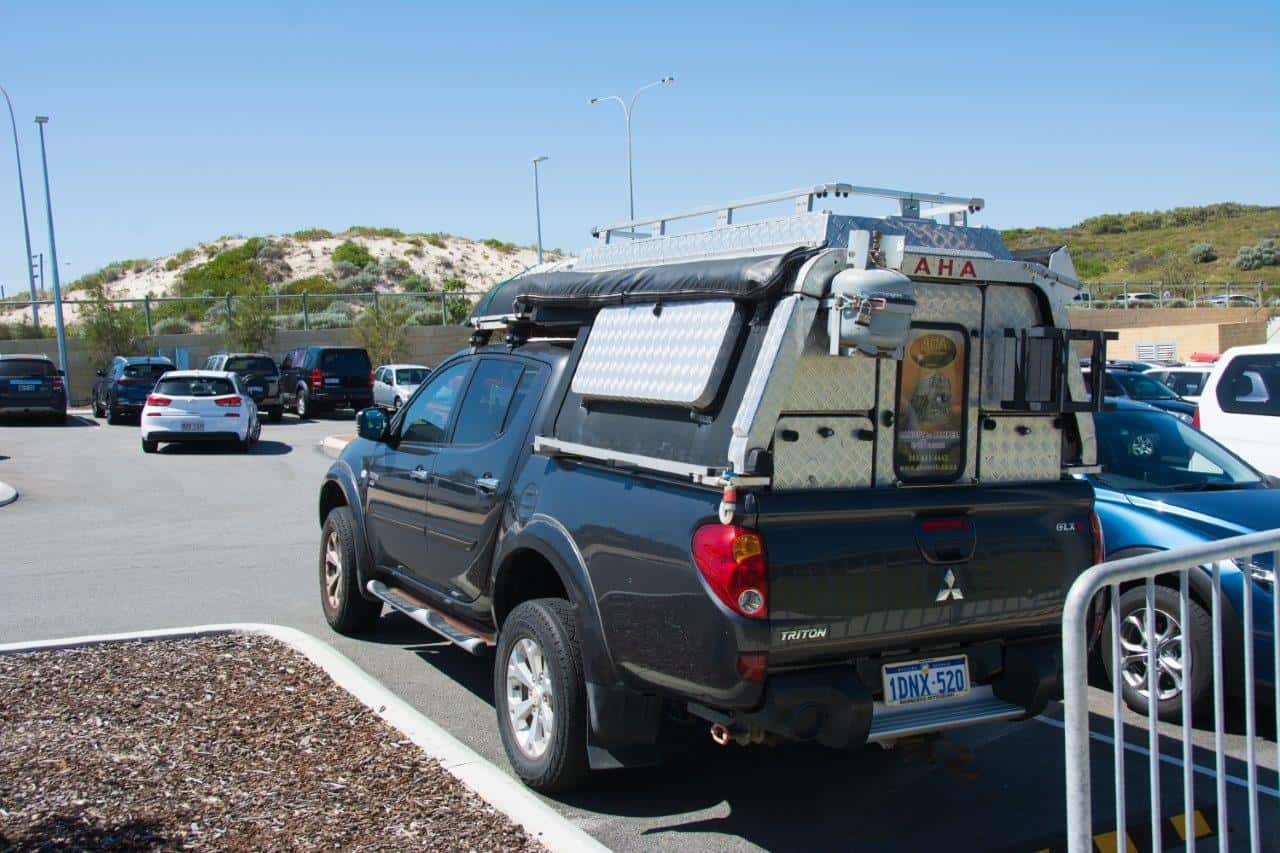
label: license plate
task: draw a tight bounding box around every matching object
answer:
[16,384,37,392]
[324,377,340,385]
[882,655,970,707]
[250,386,264,395]
[180,421,204,432]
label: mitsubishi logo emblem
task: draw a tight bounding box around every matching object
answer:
[935,569,964,603]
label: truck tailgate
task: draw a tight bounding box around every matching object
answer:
[755,480,1095,662]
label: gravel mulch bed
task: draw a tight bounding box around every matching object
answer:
[0,635,540,851]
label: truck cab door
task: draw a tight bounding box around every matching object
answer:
[364,360,472,583]
[420,358,545,600]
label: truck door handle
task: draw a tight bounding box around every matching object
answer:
[474,476,500,493]
[409,467,429,482]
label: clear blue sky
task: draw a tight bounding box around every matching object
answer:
[2,0,1277,292]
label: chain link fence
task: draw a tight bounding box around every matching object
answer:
[1071,281,1276,309]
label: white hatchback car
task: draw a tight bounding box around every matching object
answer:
[1195,345,1280,475]
[373,363,430,411]
[140,370,261,454]
[1144,364,1214,402]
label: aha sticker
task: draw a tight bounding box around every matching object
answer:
[909,334,957,369]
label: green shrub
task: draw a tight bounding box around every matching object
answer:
[1232,238,1279,271]
[331,240,374,269]
[162,248,197,272]
[482,238,516,253]
[1073,257,1107,279]
[79,285,149,369]
[223,288,278,351]
[405,246,424,258]
[1126,254,1156,274]
[256,241,287,262]
[324,301,358,319]
[405,306,442,326]
[280,274,338,295]
[180,238,268,297]
[152,317,193,335]
[1085,214,1126,235]
[425,233,446,249]
[354,300,410,364]
[401,274,432,293]
[379,257,412,281]
[1188,242,1217,263]
[339,269,379,293]
[306,312,351,330]
[345,226,404,239]
[331,260,360,281]
[292,227,333,241]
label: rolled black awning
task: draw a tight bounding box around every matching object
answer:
[473,246,817,319]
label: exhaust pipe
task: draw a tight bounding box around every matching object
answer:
[710,723,733,746]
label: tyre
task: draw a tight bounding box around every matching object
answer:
[54,412,68,425]
[319,506,381,635]
[141,438,158,453]
[93,395,105,419]
[268,406,283,423]
[107,405,121,425]
[494,599,589,793]
[1103,584,1211,722]
[296,388,310,420]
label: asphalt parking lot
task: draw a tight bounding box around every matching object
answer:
[1,412,1276,851]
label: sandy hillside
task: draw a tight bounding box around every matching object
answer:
[2,231,547,327]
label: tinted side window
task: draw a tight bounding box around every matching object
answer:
[451,360,526,445]
[400,362,471,444]
[1217,356,1280,416]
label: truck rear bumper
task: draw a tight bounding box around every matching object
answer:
[715,638,1061,749]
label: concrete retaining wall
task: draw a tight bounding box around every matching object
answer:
[0,326,472,405]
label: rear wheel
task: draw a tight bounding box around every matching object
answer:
[106,401,121,425]
[319,506,381,635]
[495,599,589,793]
[240,418,260,452]
[267,406,283,423]
[1103,585,1211,721]
[141,438,158,453]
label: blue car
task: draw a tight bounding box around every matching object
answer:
[1088,399,1276,720]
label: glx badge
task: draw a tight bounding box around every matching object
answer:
[935,569,964,603]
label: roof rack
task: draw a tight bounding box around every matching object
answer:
[590,182,985,244]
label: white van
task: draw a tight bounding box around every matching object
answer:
[1195,345,1280,474]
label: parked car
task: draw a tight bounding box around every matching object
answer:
[140,370,260,453]
[1122,292,1161,307]
[1144,364,1213,402]
[92,356,175,424]
[1107,359,1164,373]
[1085,369,1197,423]
[203,352,283,422]
[279,346,373,419]
[315,202,1104,793]
[1207,293,1260,308]
[373,363,430,411]
[1087,399,1275,720]
[0,354,66,424]
[1195,345,1280,475]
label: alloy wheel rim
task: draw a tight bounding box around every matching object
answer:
[1119,605,1184,701]
[323,530,342,609]
[506,636,554,759]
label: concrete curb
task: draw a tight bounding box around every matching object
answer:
[317,434,355,459]
[0,481,17,508]
[0,623,606,853]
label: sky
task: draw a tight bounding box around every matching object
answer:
[1,0,1277,292]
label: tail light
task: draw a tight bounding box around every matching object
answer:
[51,376,64,391]
[215,396,242,407]
[146,395,171,407]
[1089,510,1106,566]
[1192,406,1200,430]
[692,523,768,619]
[736,652,768,683]
[310,368,323,390]
[369,369,375,388]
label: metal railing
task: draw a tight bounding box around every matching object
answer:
[0,290,492,334]
[1069,282,1274,310]
[1062,529,1280,852]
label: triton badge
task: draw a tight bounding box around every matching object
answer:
[935,569,964,602]
[779,626,829,642]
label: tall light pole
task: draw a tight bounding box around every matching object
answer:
[588,76,674,220]
[34,115,70,401]
[531,155,548,265]
[1,84,40,328]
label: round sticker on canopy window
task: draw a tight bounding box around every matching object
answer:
[909,333,958,369]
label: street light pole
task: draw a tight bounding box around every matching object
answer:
[589,76,674,219]
[34,116,70,401]
[532,155,548,265]
[1,84,40,328]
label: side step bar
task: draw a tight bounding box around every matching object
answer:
[366,580,494,656]
[866,686,1025,744]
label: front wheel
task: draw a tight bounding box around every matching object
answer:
[1103,585,1211,721]
[296,388,310,420]
[319,506,381,635]
[93,395,105,419]
[141,438,158,453]
[494,599,589,793]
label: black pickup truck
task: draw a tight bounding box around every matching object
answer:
[316,210,1106,792]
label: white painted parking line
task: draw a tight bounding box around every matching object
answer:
[1035,715,1279,798]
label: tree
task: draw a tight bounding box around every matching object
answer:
[79,282,148,368]
[353,300,410,365]
[442,277,472,324]
[223,288,278,352]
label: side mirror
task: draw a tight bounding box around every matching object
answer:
[356,407,389,443]
[1264,474,1280,489]
[95,368,106,377]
